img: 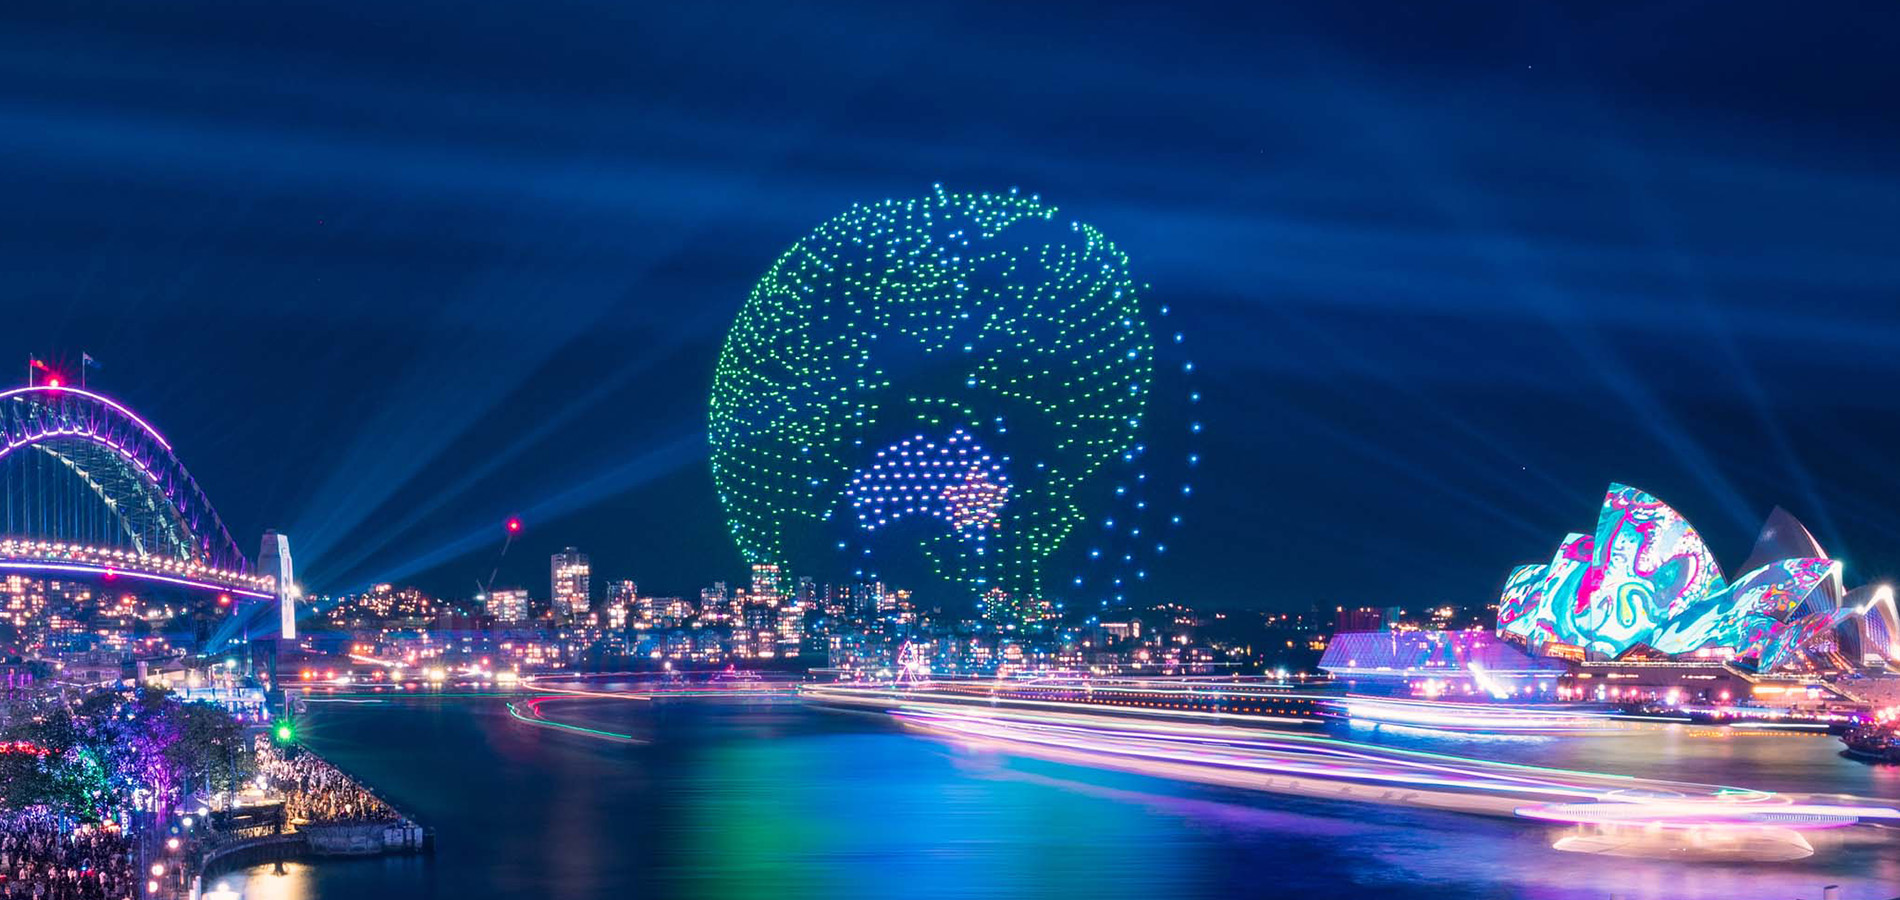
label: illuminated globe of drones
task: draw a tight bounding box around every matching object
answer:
[710,187,1193,622]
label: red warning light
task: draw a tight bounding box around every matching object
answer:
[45,377,61,389]
[506,517,522,534]
[217,594,232,606]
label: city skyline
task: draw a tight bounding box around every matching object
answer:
[7,2,1900,611]
[3,5,1899,900]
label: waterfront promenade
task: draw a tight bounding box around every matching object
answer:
[0,811,136,900]
[187,741,431,897]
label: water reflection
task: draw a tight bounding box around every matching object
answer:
[229,698,1899,900]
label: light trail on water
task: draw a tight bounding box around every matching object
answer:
[505,695,647,744]
[803,683,1900,860]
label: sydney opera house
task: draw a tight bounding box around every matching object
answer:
[1498,484,1896,673]
[1322,485,1898,703]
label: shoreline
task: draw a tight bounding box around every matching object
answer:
[189,740,432,897]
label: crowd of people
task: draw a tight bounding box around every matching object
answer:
[254,740,399,825]
[0,812,133,900]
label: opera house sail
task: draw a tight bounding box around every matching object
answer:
[1497,484,1899,673]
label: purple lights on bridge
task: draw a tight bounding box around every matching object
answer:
[0,386,175,450]
[1,385,261,598]
[0,539,273,598]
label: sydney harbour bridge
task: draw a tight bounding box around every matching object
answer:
[0,384,297,641]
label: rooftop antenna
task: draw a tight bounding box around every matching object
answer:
[483,517,523,594]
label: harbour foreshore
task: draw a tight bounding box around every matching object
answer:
[187,743,431,898]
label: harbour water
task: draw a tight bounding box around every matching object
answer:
[223,696,1900,900]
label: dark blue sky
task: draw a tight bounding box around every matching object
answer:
[6,1,1899,608]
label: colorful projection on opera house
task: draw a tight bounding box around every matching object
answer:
[1495,484,1876,667]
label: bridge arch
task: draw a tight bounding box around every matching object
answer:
[0,386,250,576]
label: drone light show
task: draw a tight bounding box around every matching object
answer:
[846,429,1010,536]
[709,187,1192,621]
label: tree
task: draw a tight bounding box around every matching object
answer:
[0,686,253,820]
[172,701,253,796]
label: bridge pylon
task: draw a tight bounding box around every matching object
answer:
[259,530,296,641]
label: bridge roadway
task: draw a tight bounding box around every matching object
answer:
[0,537,275,598]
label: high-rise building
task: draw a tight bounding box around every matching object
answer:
[484,589,530,625]
[821,583,848,618]
[604,579,637,629]
[698,582,728,623]
[777,600,806,647]
[750,563,783,605]
[744,603,773,633]
[551,548,591,618]
[854,582,885,618]
[661,596,694,627]
[782,575,817,647]
[634,593,662,625]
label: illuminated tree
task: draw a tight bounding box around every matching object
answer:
[710,187,1156,618]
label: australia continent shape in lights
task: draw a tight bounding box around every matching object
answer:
[709,187,1155,620]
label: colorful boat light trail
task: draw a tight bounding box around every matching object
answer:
[505,696,646,744]
[803,683,1900,860]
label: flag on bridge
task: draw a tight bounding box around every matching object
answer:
[82,353,100,370]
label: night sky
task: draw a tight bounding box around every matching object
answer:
[6,2,1899,610]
